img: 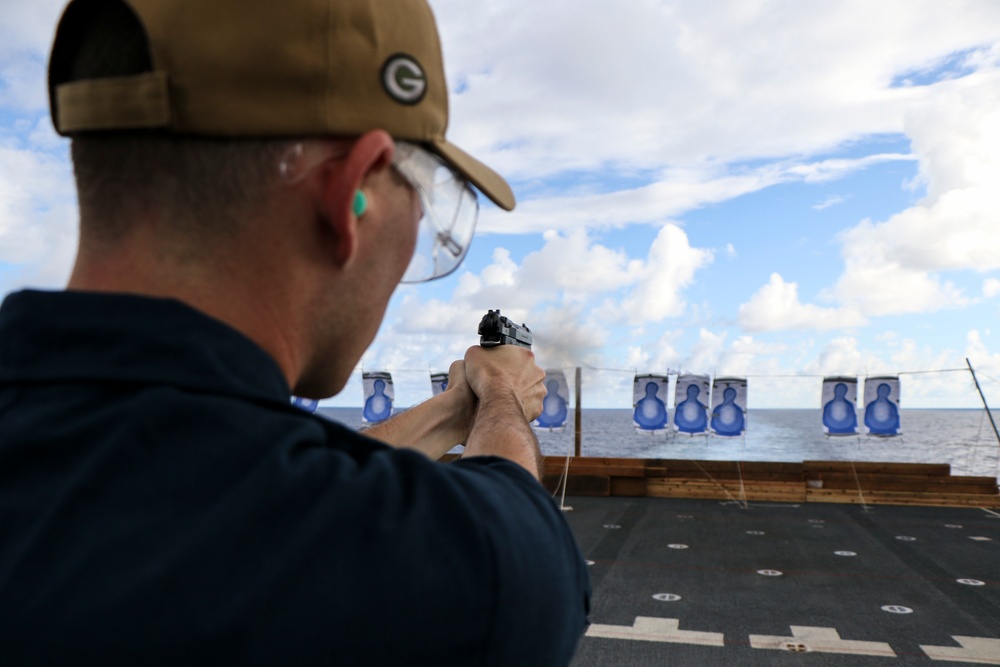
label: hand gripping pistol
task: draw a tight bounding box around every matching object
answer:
[478,310,532,350]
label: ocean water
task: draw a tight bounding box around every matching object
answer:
[318,407,1000,480]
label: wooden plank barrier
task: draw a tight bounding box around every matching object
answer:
[529,456,1000,508]
[802,460,1000,508]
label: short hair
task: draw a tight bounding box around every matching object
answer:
[65,0,291,242]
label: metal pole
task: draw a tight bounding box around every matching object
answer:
[967,358,1000,447]
[574,367,582,457]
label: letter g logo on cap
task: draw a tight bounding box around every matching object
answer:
[381,54,427,105]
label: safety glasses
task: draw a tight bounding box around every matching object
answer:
[391,142,479,283]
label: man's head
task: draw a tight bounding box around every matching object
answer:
[49,0,515,205]
[48,0,516,396]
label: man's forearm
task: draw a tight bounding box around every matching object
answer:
[461,389,542,480]
[363,390,472,460]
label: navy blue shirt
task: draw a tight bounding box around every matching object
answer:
[0,290,590,665]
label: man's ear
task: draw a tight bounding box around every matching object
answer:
[316,130,395,268]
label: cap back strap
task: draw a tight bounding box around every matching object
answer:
[55,71,170,133]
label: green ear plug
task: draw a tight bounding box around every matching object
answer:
[353,190,368,217]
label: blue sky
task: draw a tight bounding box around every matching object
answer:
[2,0,1000,410]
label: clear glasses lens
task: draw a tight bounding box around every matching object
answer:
[393,143,479,283]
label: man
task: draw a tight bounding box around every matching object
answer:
[0,0,591,663]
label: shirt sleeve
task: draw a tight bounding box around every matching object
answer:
[449,456,593,667]
[264,423,591,666]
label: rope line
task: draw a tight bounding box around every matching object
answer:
[352,365,976,378]
[552,434,573,510]
[693,461,747,509]
[851,436,871,513]
[735,460,748,509]
[850,458,870,513]
[739,432,748,507]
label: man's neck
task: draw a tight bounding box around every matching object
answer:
[68,231,305,392]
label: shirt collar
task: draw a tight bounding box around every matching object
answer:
[0,290,291,404]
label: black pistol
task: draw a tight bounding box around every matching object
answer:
[478,310,532,349]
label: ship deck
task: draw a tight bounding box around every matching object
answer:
[563,495,1000,665]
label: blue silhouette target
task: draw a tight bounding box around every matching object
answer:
[674,375,710,435]
[710,377,747,437]
[534,370,569,431]
[633,374,669,432]
[863,376,901,436]
[362,371,394,424]
[291,396,320,414]
[821,377,858,435]
[430,372,449,397]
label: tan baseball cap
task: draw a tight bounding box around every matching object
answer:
[48,0,515,211]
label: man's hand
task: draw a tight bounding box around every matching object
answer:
[442,357,477,440]
[463,345,545,422]
[461,345,546,479]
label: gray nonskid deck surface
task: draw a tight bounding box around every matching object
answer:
[563,496,1000,666]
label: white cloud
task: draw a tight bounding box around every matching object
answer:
[813,195,847,211]
[985,278,1000,298]
[804,337,866,376]
[739,273,867,332]
[0,0,66,61]
[0,59,49,113]
[0,0,65,114]
[520,229,642,295]
[625,345,651,372]
[683,328,728,374]
[620,224,714,325]
[967,330,1000,381]
[461,225,713,328]
[787,154,916,184]
[795,336,961,408]
[431,0,1000,181]
[833,250,967,316]
[630,329,682,374]
[375,225,711,378]
[832,72,1000,316]
[479,155,913,235]
[720,336,787,374]
[27,117,63,150]
[780,335,986,408]
[839,186,1000,276]
[0,144,77,293]
[480,167,774,234]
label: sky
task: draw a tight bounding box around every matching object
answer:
[2,0,1000,411]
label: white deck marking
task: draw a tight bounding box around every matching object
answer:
[979,507,1000,519]
[922,636,1000,664]
[882,605,914,614]
[750,626,895,657]
[586,617,725,647]
[652,593,682,602]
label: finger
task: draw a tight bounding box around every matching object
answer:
[447,359,465,381]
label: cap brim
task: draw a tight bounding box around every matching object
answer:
[430,139,515,211]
